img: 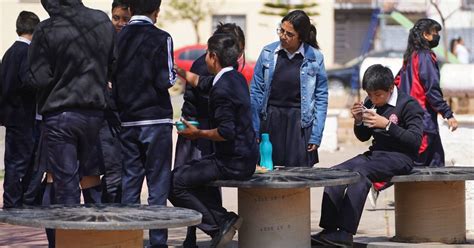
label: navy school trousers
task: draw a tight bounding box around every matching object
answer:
[2,124,35,208]
[43,110,104,204]
[168,156,249,237]
[319,150,412,234]
[99,120,123,203]
[120,124,172,247]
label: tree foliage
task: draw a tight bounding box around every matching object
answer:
[260,0,319,17]
[164,0,215,44]
[429,0,460,62]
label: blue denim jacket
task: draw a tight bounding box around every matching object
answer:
[250,41,328,146]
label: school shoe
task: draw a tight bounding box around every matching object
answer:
[311,229,334,246]
[183,226,198,248]
[320,229,353,248]
[210,212,243,248]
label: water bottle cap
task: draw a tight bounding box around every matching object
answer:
[261,133,270,140]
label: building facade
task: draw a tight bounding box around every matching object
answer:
[0,0,336,65]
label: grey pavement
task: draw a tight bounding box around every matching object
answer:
[0,141,402,247]
[1,95,473,246]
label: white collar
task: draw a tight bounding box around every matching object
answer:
[129,15,153,25]
[17,36,31,45]
[275,42,305,59]
[387,86,398,107]
[212,67,234,86]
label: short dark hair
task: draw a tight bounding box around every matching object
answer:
[112,0,129,10]
[16,11,40,36]
[362,64,394,92]
[207,33,240,68]
[213,22,246,70]
[128,0,161,15]
[213,22,245,53]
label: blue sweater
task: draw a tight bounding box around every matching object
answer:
[113,21,176,123]
[0,41,36,126]
[112,22,176,123]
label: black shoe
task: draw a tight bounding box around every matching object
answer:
[320,229,353,247]
[210,212,243,248]
[311,229,334,246]
[183,226,198,248]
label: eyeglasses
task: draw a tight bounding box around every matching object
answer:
[276,27,296,39]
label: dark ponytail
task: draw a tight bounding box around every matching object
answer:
[282,10,319,49]
[308,24,318,49]
[403,18,441,62]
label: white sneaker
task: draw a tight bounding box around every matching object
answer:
[368,185,379,209]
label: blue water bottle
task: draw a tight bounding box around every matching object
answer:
[260,133,273,171]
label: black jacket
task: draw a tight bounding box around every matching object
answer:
[112,21,176,122]
[0,41,36,126]
[210,70,258,175]
[28,0,115,115]
[354,90,424,160]
[181,54,211,119]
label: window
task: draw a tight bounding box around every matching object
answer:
[211,15,246,35]
[179,49,206,61]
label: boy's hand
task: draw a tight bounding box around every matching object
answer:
[362,110,390,129]
[174,64,186,78]
[351,102,364,124]
[177,119,201,140]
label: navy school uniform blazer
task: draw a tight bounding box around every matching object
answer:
[354,90,424,161]
[209,69,258,177]
[0,41,36,126]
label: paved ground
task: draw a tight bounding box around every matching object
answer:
[0,142,400,247]
[0,93,473,247]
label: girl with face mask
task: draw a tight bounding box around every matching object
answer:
[394,18,458,167]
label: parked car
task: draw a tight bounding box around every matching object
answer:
[171,44,255,95]
[326,50,405,92]
[174,44,207,72]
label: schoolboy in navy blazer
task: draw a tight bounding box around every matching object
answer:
[169,33,258,248]
[313,64,424,247]
[0,11,39,208]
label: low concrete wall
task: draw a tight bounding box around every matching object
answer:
[440,115,474,166]
[440,115,474,234]
[319,110,340,152]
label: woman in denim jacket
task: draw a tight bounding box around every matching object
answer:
[250,10,328,167]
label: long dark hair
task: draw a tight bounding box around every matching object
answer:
[403,18,441,62]
[282,10,319,49]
